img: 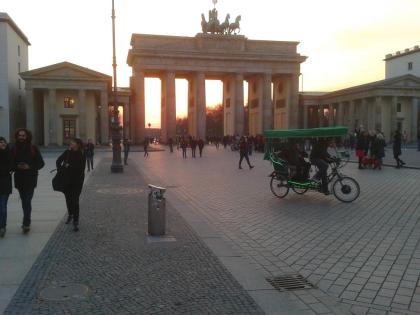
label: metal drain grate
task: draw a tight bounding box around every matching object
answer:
[266,274,315,292]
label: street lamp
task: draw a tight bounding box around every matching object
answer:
[110,0,123,173]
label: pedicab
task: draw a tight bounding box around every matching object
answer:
[264,127,360,203]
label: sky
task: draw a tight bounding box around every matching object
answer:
[3,0,420,127]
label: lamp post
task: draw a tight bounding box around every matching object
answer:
[110,0,123,173]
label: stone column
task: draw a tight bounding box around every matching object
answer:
[47,89,57,145]
[196,72,206,140]
[234,73,244,135]
[288,73,299,128]
[411,97,418,142]
[262,73,272,131]
[348,100,355,130]
[161,71,176,143]
[390,96,398,135]
[374,97,382,131]
[123,102,129,139]
[328,104,334,126]
[25,87,35,142]
[318,106,324,127]
[133,71,145,144]
[337,102,344,126]
[367,99,375,131]
[100,89,109,145]
[78,89,86,141]
[223,75,235,136]
[360,98,368,130]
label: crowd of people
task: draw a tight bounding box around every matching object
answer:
[0,125,416,238]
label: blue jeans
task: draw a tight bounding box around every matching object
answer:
[18,189,34,227]
[0,194,9,228]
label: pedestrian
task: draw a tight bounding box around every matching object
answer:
[0,137,13,238]
[402,130,408,148]
[190,138,197,158]
[238,136,254,170]
[309,138,332,195]
[393,130,405,168]
[12,128,45,233]
[198,138,204,157]
[355,130,368,169]
[371,133,386,170]
[85,138,94,171]
[56,138,86,232]
[143,137,149,158]
[123,138,130,165]
[418,127,420,151]
[180,137,187,159]
[168,137,174,153]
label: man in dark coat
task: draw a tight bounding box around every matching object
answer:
[85,139,95,171]
[310,138,332,195]
[238,136,254,170]
[0,137,13,237]
[12,129,44,233]
[190,138,197,158]
[197,138,204,157]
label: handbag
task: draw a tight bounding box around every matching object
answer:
[52,151,69,192]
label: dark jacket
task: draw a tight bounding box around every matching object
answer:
[393,132,402,157]
[0,147,13,195]
[310,140,330,160]
[13,142,45,191]
[85,143,94,157]
[56,150,86,194]
[371,137,386,159]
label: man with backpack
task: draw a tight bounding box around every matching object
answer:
[12,128,44,233]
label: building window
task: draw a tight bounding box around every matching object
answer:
[64,97,75,108]
[18,79,21,90]
[63,119,76,143]
[397,103,401,113]
[18,45,20,57]
[18,62,21,73]
[408,62,413,70]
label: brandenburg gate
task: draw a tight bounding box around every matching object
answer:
[127,10,306,143]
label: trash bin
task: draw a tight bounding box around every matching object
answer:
[148,184,166,236]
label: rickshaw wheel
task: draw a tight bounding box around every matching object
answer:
[270,175,289,198]
[332,176,360,203]
[292,187,308,195]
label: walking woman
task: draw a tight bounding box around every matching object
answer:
[0,137,13,238]
[56,138,86,231]
[393,130,405,168]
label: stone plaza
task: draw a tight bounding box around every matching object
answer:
[1,145,420,314]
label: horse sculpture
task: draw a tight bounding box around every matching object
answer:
[228,15,241,35]
[218,14,230,34]
[201,14,208,33]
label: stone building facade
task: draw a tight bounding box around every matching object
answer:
[20,62,114,146]
[302,75,420,142]
[0,13,29,142]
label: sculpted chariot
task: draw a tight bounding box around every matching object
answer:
[201,1,241,35]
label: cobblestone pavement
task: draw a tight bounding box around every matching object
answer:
[132,146,420,315]
[4,158,265,315]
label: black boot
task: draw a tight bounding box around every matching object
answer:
[65,215,73,224]
[73,222,79,232]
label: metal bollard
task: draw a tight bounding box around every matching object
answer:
[147,184,166,236]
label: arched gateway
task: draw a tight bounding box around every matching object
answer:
[127,22,306,143]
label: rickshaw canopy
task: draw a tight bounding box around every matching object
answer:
[263,126,348,139]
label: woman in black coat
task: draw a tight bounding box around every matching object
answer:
[0,137,13,237]
[56,138,86,231]
[393,130,405,168]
